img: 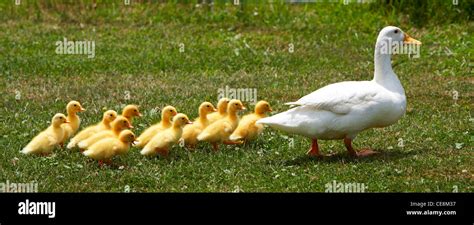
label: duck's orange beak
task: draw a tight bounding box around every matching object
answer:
[64,120,70,124]
[128,124,134,129]
[268,108,273,112]
[403,33,422,45]
[80,107,86,112]
[172,111,178,116]
[186,121,193,125]
[137,113,143,117]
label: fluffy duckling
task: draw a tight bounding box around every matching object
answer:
[122,105,142,124]
[181,102,217,148]
[197,99,246,151]
[141,113,192,157]
[83,130,136,165]
[135,106,178,148]
[230,101,272,142]
[67,110,118,149]
[60,101,86,145]
[77,116,132,149]
[207,98,230,124]
[21,113,70,155]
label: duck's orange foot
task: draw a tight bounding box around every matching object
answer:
[307,139,324,158]
[354,148,379,157]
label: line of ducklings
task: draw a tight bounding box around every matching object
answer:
[21,99,273,165]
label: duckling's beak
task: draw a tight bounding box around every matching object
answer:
[172,111,178,116]
[128,124,134,129]
[186,121,193,124]
[132,140,138,146]
[80,107,86,112]
[64,120,70,124]
[212,108,217,112]
[268,108,273,112]
[241,106,247,110]
[137,113,143,117]
[403,33,422,45]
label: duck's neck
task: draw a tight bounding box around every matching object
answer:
[171,124,184,136]
[161,114,172,128]
[198,110,209,125]
[373,45,405,95]
[112,125,122,136]
[227,109,238,121]
[218,106,226,115]
[66,109,80,130]
[102,119,112,129]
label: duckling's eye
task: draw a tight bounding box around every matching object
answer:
[181,118,185,120]
[169,110,172,112]
[73,104,77,107]
[134,110,137,112]
[394,30,399,34]
[206,105,210,108]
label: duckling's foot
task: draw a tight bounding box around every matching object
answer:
[212,143,219,151]
[223,140,244,145]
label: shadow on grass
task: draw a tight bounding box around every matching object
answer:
[282,148,422,166]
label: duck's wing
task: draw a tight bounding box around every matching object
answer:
[285,81,379,115]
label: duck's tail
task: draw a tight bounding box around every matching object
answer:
[256,108,302,133]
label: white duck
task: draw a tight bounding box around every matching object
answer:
[257,26,421,157]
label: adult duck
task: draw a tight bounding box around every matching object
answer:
[257,26,421,157]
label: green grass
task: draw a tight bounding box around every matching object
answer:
[0,2,472,192]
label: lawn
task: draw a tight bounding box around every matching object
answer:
[0,1,472,192]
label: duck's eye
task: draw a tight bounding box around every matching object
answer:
[134,110,137,112]
[394,30,399,34]
[206,105,210,108]
[169,110,172,112]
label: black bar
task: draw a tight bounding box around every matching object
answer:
[0,193,472,225]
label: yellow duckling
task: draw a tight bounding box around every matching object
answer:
[207,98,230,124]
[229,101,272,142]
[181,102,217,148]
[77,116,132,149]
[122,105,142,124]
[197,99,246,151]
[83,130,136,165]
[60,101,86,145]
[135,106,178,148]
[141,113,192,157]
[21,113,70,155]
[67,110,118,149]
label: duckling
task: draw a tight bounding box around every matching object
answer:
[207,98,230,124]
[141,113,192,157]
[67,110,118,149]
[122,105,142,125]
[181,102,217,148]
[135,106,177,148]
[230,101,272,142]
[197,99,246,151]
[77,116,132,149]
[21,113,70,155]
[83,130,136,165]
[60,101,86,145]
